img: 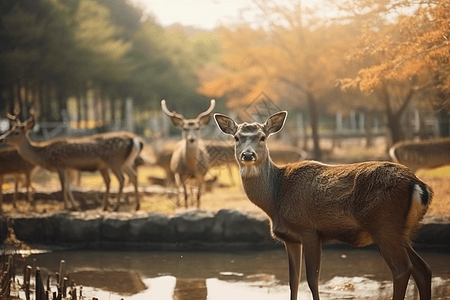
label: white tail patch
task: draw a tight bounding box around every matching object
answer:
[406,184,427,230]
[124,137,142,167]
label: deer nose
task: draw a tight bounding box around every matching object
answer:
[188,137,195,143]
[241,151,256,161]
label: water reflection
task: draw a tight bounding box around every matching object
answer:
[22,247,450,300]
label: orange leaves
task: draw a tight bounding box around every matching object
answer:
[346,0,450,93]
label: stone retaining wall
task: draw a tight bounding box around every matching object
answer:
[1,210,449,251]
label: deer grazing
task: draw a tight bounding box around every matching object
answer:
[161,99,215,208]
[0,146,38,211]
[0,112,144,211]
[215,111,433,300]
[389,137,450,173]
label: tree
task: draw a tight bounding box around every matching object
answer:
[199,0,357,160]
[340,0,450,139]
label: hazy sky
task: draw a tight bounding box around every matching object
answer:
[136,0,326,29]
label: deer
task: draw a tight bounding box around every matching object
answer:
[389,137,450,173]
[0,112,144,211]
[0,146,38,211]
[214,111,433,300]
[161,99,215,209]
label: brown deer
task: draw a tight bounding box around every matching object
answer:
[0,146,38,211]
[161,99,215,208]
[0,112,144,211]
[215,111,433,300]
[389,137,450,173]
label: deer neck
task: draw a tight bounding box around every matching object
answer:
[15,137,46,167]
[240,156,281,218]
[184,138,203,170]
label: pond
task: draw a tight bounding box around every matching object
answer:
[13,246,450,300]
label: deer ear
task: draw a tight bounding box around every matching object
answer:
[214,113,237,136]
[25,118,35,131]
[197,99,216,128]
[197,113,211,128]
[169,115,184,127]
[264,111,287,136]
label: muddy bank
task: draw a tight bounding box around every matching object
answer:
[0,210,449,251]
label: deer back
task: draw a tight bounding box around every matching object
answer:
[271,161,430,246]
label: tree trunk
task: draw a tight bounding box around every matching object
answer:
[437,107,450,137]
[365,111,374,148]
[306,92,322,160]
[83,83,89,128]
[59,86,67,121]
[8,83,15,115]
[386,108,403,145]
[39,82,47,122]
[17,80,24,121]
[111,98,116,124]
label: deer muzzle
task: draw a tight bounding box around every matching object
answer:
[241,151,256,162]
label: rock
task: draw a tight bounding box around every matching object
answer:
[129,212,175,242]
[170,210,216,242]
[12,213,59,243]
[58,212,102,244]
[214,209,272,243]
[101,213,132,242]
[416,217,450,247]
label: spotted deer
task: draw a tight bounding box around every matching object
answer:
[215,111,433,300]
[161,99,215,208]
[389,137,450,173]
[0,112,144,211]
[0,146,38,211]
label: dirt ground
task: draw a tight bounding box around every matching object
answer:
[1,137,450,217]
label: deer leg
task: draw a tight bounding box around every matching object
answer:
[57,169,70,210]
[124,166,140,211]
[196,179,203,209]
[182,180,188,209]
[99,168,111,211]
[25,172,33,206]
[377,242,412,300]
[173,173,182,206]
[58,169,79,211]
[110,166,125,211]
[176,173,189,208]
[406,244,431,300]
[285,242,303,300]
[303,233,322,300]
[66,173,81,211]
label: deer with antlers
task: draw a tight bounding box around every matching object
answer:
[389,137,450,173]
[161,99,215,208]
[0,112,144,211]
[215,111,433,300]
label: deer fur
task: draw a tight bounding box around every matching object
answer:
[161,99,215,208]
[389,137,450,173]
[0,113,144,211]
[215,111,433,300]
[0,146,38,211]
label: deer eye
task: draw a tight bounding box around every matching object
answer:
[260,136,266,142]
[234,136,239,142]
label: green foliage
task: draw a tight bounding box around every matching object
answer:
[0,0,221,121]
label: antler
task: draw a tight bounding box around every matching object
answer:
[26,109,35,123]
[196,99,216,120]
[161,100,185,120]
